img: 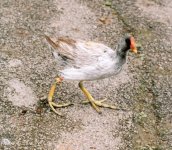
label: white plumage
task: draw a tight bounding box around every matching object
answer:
[45,36,128,81]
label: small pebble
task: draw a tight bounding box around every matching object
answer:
[1,138,11,146]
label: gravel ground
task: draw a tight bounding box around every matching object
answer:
[0,0,172,149]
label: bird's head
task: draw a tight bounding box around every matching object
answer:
[117,35,137,56]
[128,36,137,53]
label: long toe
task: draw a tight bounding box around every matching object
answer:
[82,98,107,104]
[49,101,74,116]
[94,101,116,109]
[89,100,101,113]
[49,102,63,116]
[51,102,74,107]
[82,99,116,110]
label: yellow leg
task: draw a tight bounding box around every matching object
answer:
[48,77,73,116]
[78,81,116,113]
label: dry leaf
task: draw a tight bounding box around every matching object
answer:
[99,17,111,25]
[104,0,112,6]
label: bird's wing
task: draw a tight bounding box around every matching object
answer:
[45,35,115,68]
[45,35,77,60]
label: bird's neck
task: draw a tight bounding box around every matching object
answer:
[114,47,128,66]
[116,48,128,60]
[116,42,129,57]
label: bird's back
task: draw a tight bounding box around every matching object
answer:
[45,36,115,68]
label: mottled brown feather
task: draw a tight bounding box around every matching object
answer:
[58,37,76,47]
[44,35,60,49]
[45,35,76,60]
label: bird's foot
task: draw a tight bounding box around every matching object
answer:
[49,101,73,116]
[82,98,116,113]
[48,77,73,116]
[79,81,116,113]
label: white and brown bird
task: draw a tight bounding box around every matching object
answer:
[45,35,137,116]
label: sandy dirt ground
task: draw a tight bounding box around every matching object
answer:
[0,0,172,149]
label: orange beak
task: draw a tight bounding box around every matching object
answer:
[130,37,137,53]
[131,47,137,53]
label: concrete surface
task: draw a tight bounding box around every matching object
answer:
[0,0,172,149]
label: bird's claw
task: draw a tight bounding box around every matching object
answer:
[49,102,73,116]
[81,98,116,112]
